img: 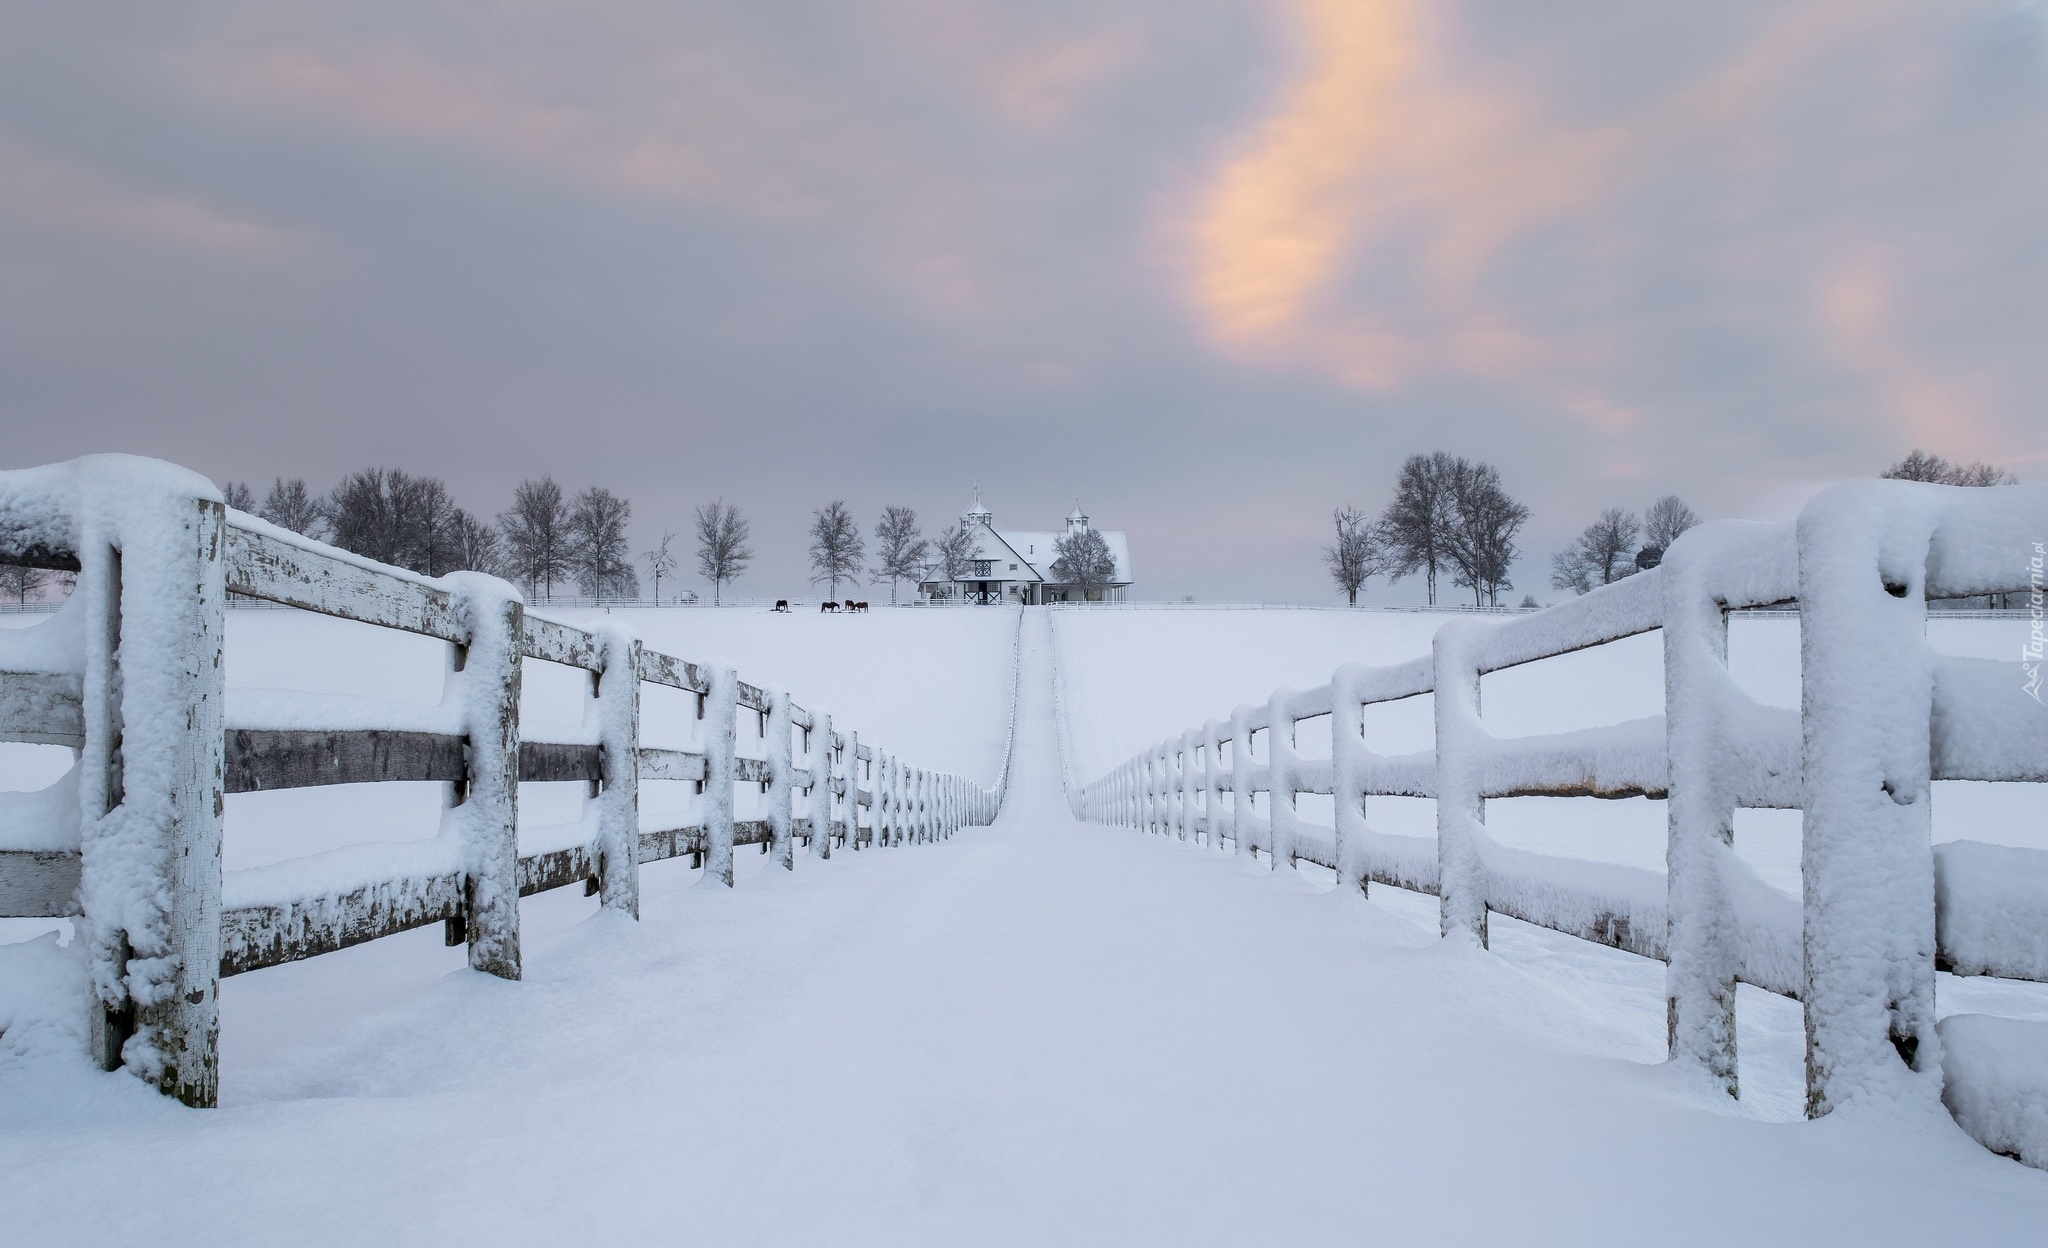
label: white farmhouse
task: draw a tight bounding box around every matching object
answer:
[920,495,1133,605]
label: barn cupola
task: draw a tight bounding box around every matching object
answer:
[1065,505,1089,536]
[964,491,993,528]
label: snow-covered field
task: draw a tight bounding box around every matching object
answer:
[4,604,2047,1243]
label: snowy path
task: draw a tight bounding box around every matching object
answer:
[5,609,2048,1243]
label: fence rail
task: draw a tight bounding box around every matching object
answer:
[0,455,1013,1107]
[1068,481,2048,1165]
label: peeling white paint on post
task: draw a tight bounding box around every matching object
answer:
[76,479,229,1106]
[451,575,523,979]
[765,685,794,870]
[808,710,834,859]
[703,661,738,886]
[595,628,641,917]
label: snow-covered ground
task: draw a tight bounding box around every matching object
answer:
[3,605,2047,1243]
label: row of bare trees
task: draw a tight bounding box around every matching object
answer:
[1327,448,2018,608]
[1325,452,1531,607]
[223,473,637,601]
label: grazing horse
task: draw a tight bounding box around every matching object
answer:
[773,599,790,612]
[853,601,869,613]
[819,600,839,613]
[843,599,857,612]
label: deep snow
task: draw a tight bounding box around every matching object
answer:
[2,605,2047,1243]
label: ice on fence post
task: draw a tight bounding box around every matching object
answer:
[1180,729,1199,841]
[1230,706,1253,857]
[702,662,739,886]
[595,628,642,918]
[1267,689,1300,871]
[1331,664,1369,892]
[73,461,227,1106]
[1798,482,1941,1115]
[1661,533,1739,1095]
[450,574,523,979]
[1433,620,1489,946]
[1204,719,1225,850]
[808,711,834,859]
[765,686,794,870]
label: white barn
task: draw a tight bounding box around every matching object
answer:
[920,496,1133,605]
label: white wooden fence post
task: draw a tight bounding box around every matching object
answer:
[766,686,794,870]
[1434,620,1489,945]
[1267,689,1300,870]
[1204,719,1225,849]
[1230,706,1253,857]
[703,662,738,886]
[1331,663,1369,893]
[453,579,524,978]
[808,711,834,860]
[1661,546,1739,1095]
[1180,729,1199,841]
[77,475,228,1105]
[595,629,641,917]
[1798,485,1940,1115]
[842,733,860,849]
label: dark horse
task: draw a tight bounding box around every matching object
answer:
[819,600,839,613]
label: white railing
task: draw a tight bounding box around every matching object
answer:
[0,455,1013,1107]
[1069,480,2048,1165]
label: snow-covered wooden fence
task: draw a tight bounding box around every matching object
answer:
[0,455,1004,1107]
[1074,480,2048,1165]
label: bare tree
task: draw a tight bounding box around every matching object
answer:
[1882,450,2017,486]
[1,563,51,605]
[1444,461,1529,607]
[1380,452,1460,606]
[1550,508,1641,595]
[409,477,467,576]
[933,523,976,579]
[694,499,752,605]
[221,480,256,513]
[499,476,572,601]
[568,486,639,598]
[809,501,864,598]
[1324,505,1388,605]
[259,478,325,538]
[1051,528,1117,598]
[1635,495,1702,568]
[327,468,414,567]
[871,505,927,605]
[642,531,679,605]
[451,511,502,576]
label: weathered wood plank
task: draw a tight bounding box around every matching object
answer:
[225,526,462,641]
[225,728,466,792]
[635,746,706,782]
[734,755,770,785]
[0,669,84,746]
[517,843,599,897]
[636,650,707,693]
[0,848,80,918]
[220,870,464,976]
[518,741,604,784]
[520,615,601,671]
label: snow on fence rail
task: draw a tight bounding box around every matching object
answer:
[1072,480,2048,1166]
[0,455,1009,1108]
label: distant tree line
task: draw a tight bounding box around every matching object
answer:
[1324,447,2017,609]
[221,471,640,601]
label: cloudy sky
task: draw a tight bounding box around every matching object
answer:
[3,2,2043,601]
